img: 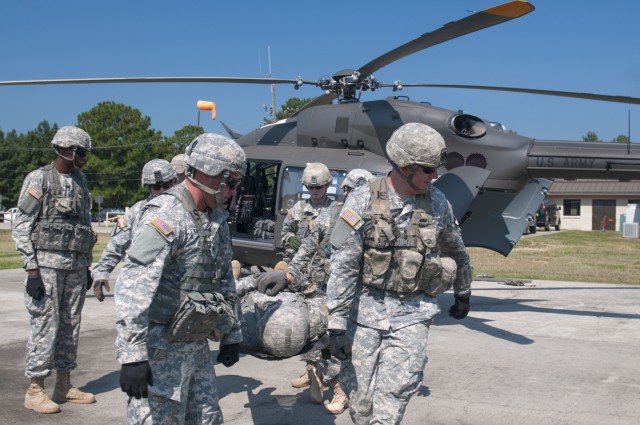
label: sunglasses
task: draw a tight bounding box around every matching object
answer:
[73,147,88,158]
[149,181,174,190]
[306,185,325,191]
[222,175,242,189]
[420,166,437,174]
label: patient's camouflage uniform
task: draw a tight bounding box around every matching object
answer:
[115,182,242,424]
[12,162,95,378]
[327,179,472,424]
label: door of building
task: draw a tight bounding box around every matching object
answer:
[592,199,616,231]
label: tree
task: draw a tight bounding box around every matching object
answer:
[263,97,314,125]
[582,131,601,142]
[164,125,204,156]
[611,134,629,143]
[78,102,163,211]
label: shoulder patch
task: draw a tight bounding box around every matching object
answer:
[27,186,43,200]
[117,215,128,229]
[340,207,362,229]
[149,217,173,236]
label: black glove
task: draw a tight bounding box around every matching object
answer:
[120,361,153,399]
[26,274,45,301]
[329,330,352,361]
[86,268,94,290]
[217,343,240,367]
[256,272,288,296]
[93,279,111,302]
[448,293,471,320]
[286,235,302,250]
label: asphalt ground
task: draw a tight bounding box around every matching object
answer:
[1,222,639,424]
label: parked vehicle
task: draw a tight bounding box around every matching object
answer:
[536,199,561,231]
[0,207,19,223]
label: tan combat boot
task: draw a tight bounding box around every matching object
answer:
[25,377,61,414]
[324,378,349,415]
[291,361,315,388]
[51,371,96,404]
[308,363,324,404]
[232,260,242,281]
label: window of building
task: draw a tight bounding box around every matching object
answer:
[563,199,581,216]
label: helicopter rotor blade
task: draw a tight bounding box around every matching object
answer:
[358,1,535,77]
[289,93,338,117]
[0,76,319,87]
[398,83,640,105]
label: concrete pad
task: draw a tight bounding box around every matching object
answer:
[0,269,638,424]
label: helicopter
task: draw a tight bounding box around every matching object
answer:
[2,0,640,267]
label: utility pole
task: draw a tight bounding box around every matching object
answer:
[260,46,277,123]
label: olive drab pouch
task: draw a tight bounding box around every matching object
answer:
[68,224,97,254]
[167,291,233,343]
[362,249,392,288]
[33,222,74,251]
[423,256,457,296]
[390,249,424,292]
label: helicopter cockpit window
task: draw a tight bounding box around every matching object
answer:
[229,160,279,240]
[279,167,347,214]
[449,113,487,139]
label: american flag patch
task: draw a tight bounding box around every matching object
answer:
[340,207,361,228]
[149,217,173,236]
[117,215,128,229]
[27,186,43,200]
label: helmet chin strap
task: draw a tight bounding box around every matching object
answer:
[187,176,224,206]
[55,147,75,162]
[393,164,427,194]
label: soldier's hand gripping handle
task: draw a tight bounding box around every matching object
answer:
[217,343,240,367]
[329,330,352,361]
[256,271,288,296]
[448,293,471,320]
[26,271,45,301]
[286,235,302,250]
[93,279,111,302]
[120,361,153,399]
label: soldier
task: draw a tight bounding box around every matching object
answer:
[115,133,244,424]
[256,169,374,415]
[326,123,473,424]
[171,153,187,183]
[12,126,97,414]
[92,159,177,302]
[281,162,333,263]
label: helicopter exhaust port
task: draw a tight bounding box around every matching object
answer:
[449,113,487,139]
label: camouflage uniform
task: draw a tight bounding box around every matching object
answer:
[281,196,333,263]
[326,178,472,424]
[92,199,146,282]
[12,161,94,378]
[115,182,242,424]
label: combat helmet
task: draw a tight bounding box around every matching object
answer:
[51,126,92,150]
[342,168,374,191]
[141,159,177,187]
[302,162,332,187]
[170,153,186,175]
[184,133,246,177]
[386,122,447,169]
[258,302,310,358]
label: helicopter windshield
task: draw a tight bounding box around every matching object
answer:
[280,167,347,213]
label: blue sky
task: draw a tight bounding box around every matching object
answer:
[1,0,638,142]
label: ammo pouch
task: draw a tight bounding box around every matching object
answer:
[34,222,96,254]
[422,256,457,296]
[167,291,233,343]
[68,224,97,254]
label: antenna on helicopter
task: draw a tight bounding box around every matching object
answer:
[259,46,277,123]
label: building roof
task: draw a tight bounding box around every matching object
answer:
[549,179,640,196]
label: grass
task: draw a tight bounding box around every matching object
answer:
[0,229,638,284]
[469,230,640,284]
[0,230,110,270]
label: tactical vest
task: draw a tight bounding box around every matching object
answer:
[308,201,343,289]
[147,186,228,341]
[361,177,456,295]
[31,164,96,254]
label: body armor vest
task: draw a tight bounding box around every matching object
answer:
[361,177,456,295]
[148,186,224,334]
[31,164,95,254]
